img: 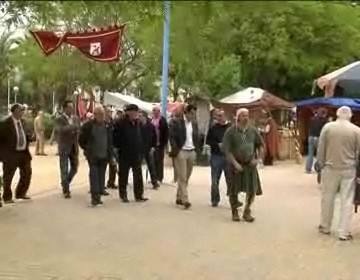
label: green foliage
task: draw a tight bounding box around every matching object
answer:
[2,0,360,103]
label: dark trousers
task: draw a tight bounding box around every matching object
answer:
[144,151,158,186]
[2,151,32,201]
[154,147,165,182]
[118,158,144,199]
[210,154,230,204]
[59,149,79,193]
[107,163,117,188]
[263,152,273,166]
[88,159,108,202]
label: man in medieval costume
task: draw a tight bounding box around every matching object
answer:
[263,113,279,166]
[223,108,263,222]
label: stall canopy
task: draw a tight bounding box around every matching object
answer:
[213,87,293,109]
[295,97,360,111]
[315,61,360,97]
[103,91,179,114]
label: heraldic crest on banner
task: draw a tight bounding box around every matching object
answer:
[30,25,125,63]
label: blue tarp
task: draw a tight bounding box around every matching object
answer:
[295,97,360,111]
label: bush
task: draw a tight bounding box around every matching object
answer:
[24,113,54,140]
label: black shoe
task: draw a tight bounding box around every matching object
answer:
[4,199,15,204]
[211,202,219,207]
[92,200,104,206]
[101,190,110,196]
[0,201,2,207]
[232,208,240,222]
[107,185,118,189]
[176,199,183,206]
[153,183,160,190]
[121,197,130,203]
[183,202,191,209]
[64,192,71,199]
[16,195,31,200]
[135,197,149,202]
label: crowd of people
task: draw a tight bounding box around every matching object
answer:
[2,100,360,241]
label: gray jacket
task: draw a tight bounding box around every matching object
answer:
[55,114,81,156]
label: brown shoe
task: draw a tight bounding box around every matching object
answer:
[243,209,255,223]
[232,208,240,222]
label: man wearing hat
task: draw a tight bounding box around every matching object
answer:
[0,104,33,204]
[113,104,148,202]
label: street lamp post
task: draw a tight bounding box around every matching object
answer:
[161,1,171,118]
[13,86,19,104]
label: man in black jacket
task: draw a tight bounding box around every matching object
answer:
[113,104,148,203]
[79,106,114,206]
[151,106,169,183]
[169,104,199,209]
[206,109,231,207]
[139,111,159,189]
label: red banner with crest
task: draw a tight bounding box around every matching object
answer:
[30,25,125,63]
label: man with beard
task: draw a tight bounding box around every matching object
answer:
[79,106,114,206]
[139,111,159,189]
[113,104,148,203]
[223,108,263,222]
[151,106,169,184]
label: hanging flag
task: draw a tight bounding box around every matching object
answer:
[65,26,125,62]
[29,30,65,55]
[29,25,125,63]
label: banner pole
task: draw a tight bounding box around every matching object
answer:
[161,0,170,118]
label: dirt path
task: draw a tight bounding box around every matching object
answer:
[1,146,360,279]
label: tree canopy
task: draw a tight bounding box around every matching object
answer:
[1,1,360,109]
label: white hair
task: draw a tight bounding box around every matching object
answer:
[336,106,352,120]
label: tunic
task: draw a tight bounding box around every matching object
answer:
[222,124,263,196]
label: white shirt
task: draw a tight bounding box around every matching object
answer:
[12,117,26,151]
[182,118,195,150]
[64,113,74,125]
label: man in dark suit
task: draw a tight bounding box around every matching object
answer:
[55,100,81,199]
[79,106,114,206]
[151,106,169,184]
[0,104,34,204]
[169,104,200,209]
[139,111,159,189]
[113,104,148,203]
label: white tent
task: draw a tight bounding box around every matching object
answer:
[103,91,154,113]
[220,87,264,104]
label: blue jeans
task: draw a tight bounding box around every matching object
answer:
[305,136,319,172]
[210,154,230,204]
[59,153,78,193]
[88,159,108,202]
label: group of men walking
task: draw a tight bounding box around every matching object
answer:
[0,100,265,223]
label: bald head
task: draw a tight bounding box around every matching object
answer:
[336,106,352,121]
[93,106,105,123]
[236,108,250,126]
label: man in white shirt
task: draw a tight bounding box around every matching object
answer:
[169,104,199,209]
[0,104,33,204]
[317,106,360,241]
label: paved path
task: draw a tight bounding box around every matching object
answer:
[1,147,360,279]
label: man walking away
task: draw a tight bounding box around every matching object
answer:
[223,108,263,222]
[151,106,169,184]
[34,110,47,156]
[105,106,118,190]
[113,104,148,203]
[206,109,231,207]
[306,108,327,173]
[139,111,159,189]
[169,104,199,210]
[79,106,114,206]
[0,104,33,204]
[56,100,81,199]
[317,106,360,241]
